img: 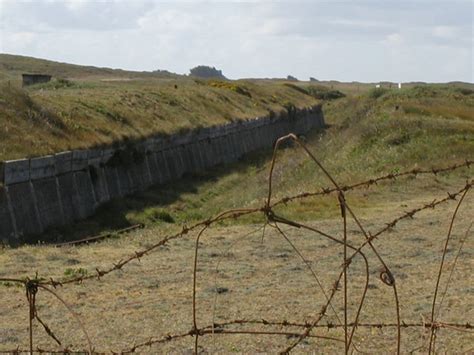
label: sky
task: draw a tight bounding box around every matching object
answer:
[0,0,472,82]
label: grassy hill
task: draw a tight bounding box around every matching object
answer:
[0,55,321,161]
[0,53,178,82]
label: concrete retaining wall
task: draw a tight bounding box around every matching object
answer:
[0,105,324,244]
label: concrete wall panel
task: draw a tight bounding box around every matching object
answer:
[146,153,161,185]
[73,171,96,219]
[0,188,16,244]
[57,174,76,224]
[2,159,30,185]
[163,149,178,180]
[104,166,121,199]
[55,151,72,175]
[90,166,110,204]
[33,178,64,229]
[30,156,56,181]
[128,162,145,193]
[154,151,170,184]
[72,150,89,171]
[8,182,42,237]
[116,166,132,196]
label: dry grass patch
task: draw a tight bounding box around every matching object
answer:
[0,183,472,353]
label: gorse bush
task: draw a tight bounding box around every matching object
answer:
[208,80,252,98]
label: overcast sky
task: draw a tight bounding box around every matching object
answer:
[0,0,472,82]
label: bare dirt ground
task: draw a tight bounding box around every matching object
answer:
[0,186,473,354]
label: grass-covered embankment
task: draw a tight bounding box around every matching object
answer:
[0,78,319,161]
[34,84,473,242]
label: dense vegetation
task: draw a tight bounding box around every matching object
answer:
[189,65,226,79]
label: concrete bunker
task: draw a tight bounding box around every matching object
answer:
[22,74,52,87]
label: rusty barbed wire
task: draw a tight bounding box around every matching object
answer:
[0,164,470,289]
[3,320,471,354]
[428,188,471,354]
[270,159,472,209]
[0,133,472,354]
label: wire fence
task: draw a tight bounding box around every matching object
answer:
[0,133,472,354]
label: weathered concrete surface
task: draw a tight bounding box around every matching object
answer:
[104,166,121,199]
[2,159,30,185]
[163,149,178,181]
[90,166,109,204]
[30,156,55,180]
[55,151,72,175]
[155,151,171,184]
[57,174,76,224]
[0,188,15,244]
[33,178,64,229]
[102,149,120,199]
[189,142,204,172]
[8,182,43,237]
[146,152,161,185]
[72,150,89,171]
[73,171,96,219]
[116,166,132,196]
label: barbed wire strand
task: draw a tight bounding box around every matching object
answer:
[435,222,473,321]
[267,134,401,354]
[428,187,471,354]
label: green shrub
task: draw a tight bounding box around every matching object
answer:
[154,209,174,223]
[454,87,474,96]
[142,208,175,223]
[307,86,345,100]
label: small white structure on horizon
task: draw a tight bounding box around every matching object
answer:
[375,84,381,88]
[398,83,402,89]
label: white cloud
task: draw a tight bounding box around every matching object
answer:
[328,18,388,29]
[137,8,205,34]
[0,1,472,82]
[432,26,458,39]
[385,33,403,45]
[1,31,37,51]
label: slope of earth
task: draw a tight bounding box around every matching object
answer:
[0,55,319,161]
[0,53,178,81]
